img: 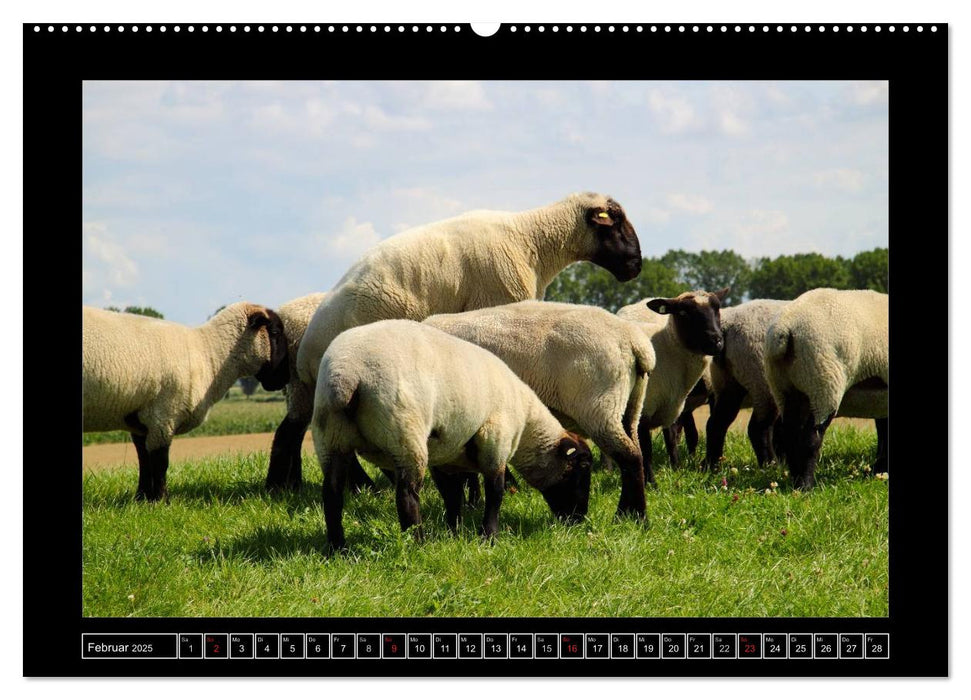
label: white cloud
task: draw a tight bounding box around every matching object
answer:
[648,89,702,134]
[711,85,753,136]
[362,105,431,131]
[848,81,889,106]
[666,193,714,215]
[641,207,672,224]
[814,168,865,193]
[83,222,139,291]
[424,81,492,110]
[324,217,383,259]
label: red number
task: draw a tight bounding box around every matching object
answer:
[213,644,220,654]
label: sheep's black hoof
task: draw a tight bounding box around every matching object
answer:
[615,505,646,521]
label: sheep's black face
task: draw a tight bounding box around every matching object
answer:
[647,288,728,356]
[540,435,592,523]
[252,309,291,391]
[586,199,642,282]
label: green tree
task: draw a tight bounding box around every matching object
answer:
[105,305,164,319]
[848,248,889,293]
[748,253,851,300]
[238,376,260,398]
[545,258,681,312]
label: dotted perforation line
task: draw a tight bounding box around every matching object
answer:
[32,23,939,34]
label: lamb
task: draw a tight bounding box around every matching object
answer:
[704,299,790,469]
[312,320,593,549]
[764,288,888,489]
[424,300,655,518]
[616,289,728,483]
[274,192,642,491]
[264,292,329,491]
[82,303,290,501]
[660,369,712,467]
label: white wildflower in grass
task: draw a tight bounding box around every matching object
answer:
[863,465,872,473]
[127,594,135,601]
[730,467,739,475]
[875,473,889,481]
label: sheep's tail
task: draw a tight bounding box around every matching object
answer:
[318,361,361,418]
[764,322,795,366]
[625,339,653,441]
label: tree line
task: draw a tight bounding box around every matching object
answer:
[544,248,888,311]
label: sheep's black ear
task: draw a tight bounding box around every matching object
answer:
[247,309,271,330]
[713,286,730,301]
[587,208,615,227]
[646,298,676,315]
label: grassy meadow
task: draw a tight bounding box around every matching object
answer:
[82,425,888,618]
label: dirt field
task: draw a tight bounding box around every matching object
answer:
[81,407,875,471]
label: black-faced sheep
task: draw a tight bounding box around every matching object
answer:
[312,320,593,549]
[424,300,655,518]
[274,192,642,491]
[82,303,289,501]
[763,288,888,489]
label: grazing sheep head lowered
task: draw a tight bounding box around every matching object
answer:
[647,288,729,356]
[584,196,642,282]
[245,306,291,391]
[539,433,593,523]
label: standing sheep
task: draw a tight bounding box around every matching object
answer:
[82,303,290,501]
[704,299,790,469]
[424,300,655,518]
[617,289,728,484]
[265,292,329,491]
[312,321,593,549]
[764,288,888,489]
[273,192,642,491]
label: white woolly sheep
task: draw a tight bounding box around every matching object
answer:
[312,320,593,549]
[424,300,655,518]
[82,303,290,501]
[265,291,329,491]
[276,192,642,491]
[763,288,888,489]
[704,298,790,469]
[660,369,713,467]
[616,288,728,483]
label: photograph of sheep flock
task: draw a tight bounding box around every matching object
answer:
[82,80,889,618]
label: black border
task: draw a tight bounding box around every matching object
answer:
[24,22,948,677]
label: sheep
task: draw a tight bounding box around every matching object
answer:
[424,300,655,518]
[616,288,728,483]
[264,292,329,491]
[82,303,290,501]
[660,369,712,467]
[274,192,642,491]
[311,320,593,549]
[704,299,790,469]
[763,288,888,489]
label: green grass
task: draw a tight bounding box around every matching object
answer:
[82,388,286,446]
[82,425,888,618]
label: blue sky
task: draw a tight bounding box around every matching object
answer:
[82,80,888,325]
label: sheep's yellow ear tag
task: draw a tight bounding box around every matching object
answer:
[566,447,577,456]
[657,305,667,314]
[597,212,610,219]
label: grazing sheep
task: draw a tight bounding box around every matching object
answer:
[275,192,642,491]
[764,288,888,489]
[704,299,790,469]
[424,300,655,518]
[82,303,289,501]
[265,292,329,491]
[616,289,728,483]
[312,320,593,549]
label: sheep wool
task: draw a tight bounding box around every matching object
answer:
[82,302,289,501]
[312,320,593,548]
[424,300,654,518]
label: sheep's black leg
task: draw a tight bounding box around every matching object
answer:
[465,473,481,506]
[132,433,152,501]
[395,474,423,537]
[322,451,352,550]
[662,422,682,468]
[782,393,831,490]
[748,409,779,467]
[704,381,745,470]
[379,467,397,485]
[613,451,647,520]
[771,417,786,464]
[266,414,308,491]
[504,469,519,492]
[345,454,377,494]
[682,412,699,455]
[139,444,170,503]
[636,420,657,486]
[480,471,505,539]
[430,468,465,533]
[873,417,889,474]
